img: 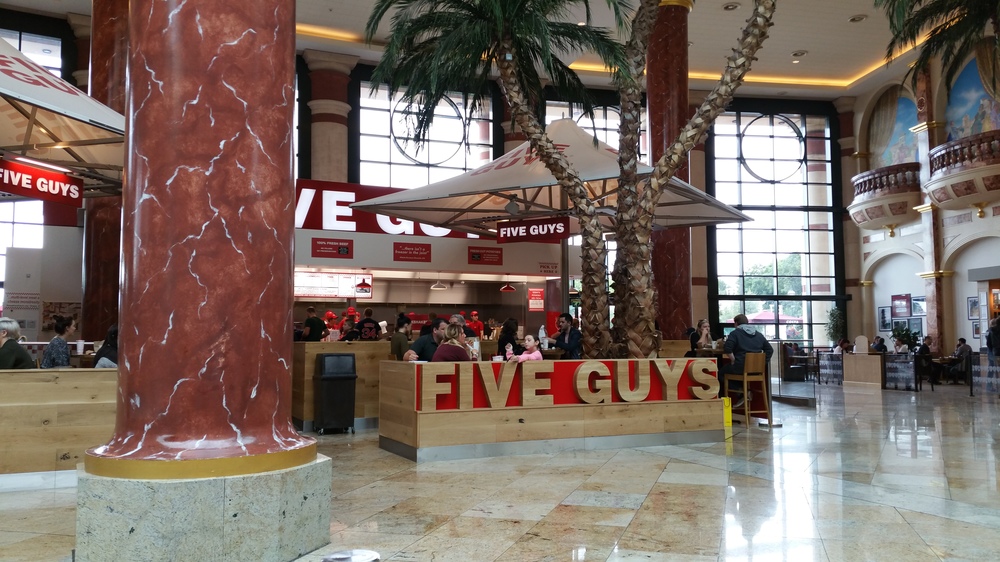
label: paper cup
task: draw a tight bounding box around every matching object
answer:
[492,355,503,361]
[76,340,85,354]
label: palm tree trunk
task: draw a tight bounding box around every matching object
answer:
[496,41,611,358]
[613,0,659,358]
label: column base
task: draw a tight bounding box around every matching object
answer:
[75,455,332,562]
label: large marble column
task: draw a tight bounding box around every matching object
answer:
[647,0,692,338]
[77,2,330,560]
[80,0,127,341]
[303,50,358,182]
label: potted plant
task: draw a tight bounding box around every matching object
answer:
[890,324,919,351]
[825,307,845,345]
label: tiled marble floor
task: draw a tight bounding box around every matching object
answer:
[2,384,999,561]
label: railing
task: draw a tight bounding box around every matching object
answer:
[851,162,922,199]
[929,129,1000,177]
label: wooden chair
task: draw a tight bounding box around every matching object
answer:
[729,352,771,427]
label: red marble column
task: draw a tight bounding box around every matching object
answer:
[81,0,128,341]
[647,0,692,338]
[87,0,314,472]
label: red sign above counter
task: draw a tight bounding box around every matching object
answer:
[295,179,474,239]
[311,238,353,259]
[0,159,83,208]
[496,216,570,244]
[468,246,502,266]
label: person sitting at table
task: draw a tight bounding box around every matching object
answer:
[93,324,119,368]
[40,315,76,369]
[506,334,542,363]
[892,337,909,354]
[688,319,713,357]
[545,312,582,359]
[946,337,973,384]
[836,338,854,354]
[0,317,35,369]
[404,317,447,362]
[870,336,888,353]
[913,335,939,384]
[720,314,773,408]
[431,324,475,362]
[497,318,523,356]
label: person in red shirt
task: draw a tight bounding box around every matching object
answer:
[324,311,338,332]
[467,310,485,338]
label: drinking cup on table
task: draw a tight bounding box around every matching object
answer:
[711,341,717,350]
[492,355,503,361]
[76,339,85,354]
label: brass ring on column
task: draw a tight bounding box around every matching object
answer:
[83,443,317,479]
[660,0,694,10]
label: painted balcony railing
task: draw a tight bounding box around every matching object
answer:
[848,163,922,234]
[926,130,1000,215]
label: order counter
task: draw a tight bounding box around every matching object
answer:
[292,339,498,431]
[379,357,726,462]
[0,368,117,475]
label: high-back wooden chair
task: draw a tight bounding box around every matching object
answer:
[730,352,771,427]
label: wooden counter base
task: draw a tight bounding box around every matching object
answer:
[379,359,725,462]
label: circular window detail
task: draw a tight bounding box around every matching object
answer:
[390,96,465,166]
[739,114,804,183]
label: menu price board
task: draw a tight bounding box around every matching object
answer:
[294,271,373,299]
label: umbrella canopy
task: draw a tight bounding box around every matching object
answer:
[0,39,124,196]
[351,119,749,237]
[746,310,802,324]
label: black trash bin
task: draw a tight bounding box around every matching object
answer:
[313,353,357,434]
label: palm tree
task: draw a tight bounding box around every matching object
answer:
[611,0,776,358]
[875,0,1000,88]
[366,0,778,359]
[365,0,631,358]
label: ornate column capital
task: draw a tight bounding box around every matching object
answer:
[67,13,92,39]
[307,99,351,119]
[302,50,359,75]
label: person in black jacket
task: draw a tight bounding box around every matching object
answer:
[497,318,523,356]
[720,314,774,407]
[93,324,119,368]
[0,317,34,369]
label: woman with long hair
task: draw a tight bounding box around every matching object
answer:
[40,315,76,369]
[497,318,523,356]
[432,323,473,362]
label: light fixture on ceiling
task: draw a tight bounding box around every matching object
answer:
[355,268,372,290]
[6,155,73,174]
[499,276,516,292]
[42,49,52,54]
[791,50,807,64]
[504,199,520,216]
[430,272,448,291]
[848,14,868,23]
[722,2,741,11]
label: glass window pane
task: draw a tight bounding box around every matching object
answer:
[359,135,391,162]
[742,230,775,253]
[15,201,43,224]
[12,223,42,248]
[716,254,742,276]
[0,202,13,222]
[718,276,743,295]
[744,276,775,295]
[714,182,739,204]
[0,223,11,251]
[716,229,740,251]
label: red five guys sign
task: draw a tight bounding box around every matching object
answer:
[0,159,83,207]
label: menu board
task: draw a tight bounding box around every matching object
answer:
[294,271,373,299]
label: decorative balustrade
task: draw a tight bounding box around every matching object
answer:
[851,162,922,200]
[929,130,1000,177]
[925,130,1000,214]
[848,163,922,234]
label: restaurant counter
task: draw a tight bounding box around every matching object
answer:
[0,368,117,475]
[379,357,725,462]
[292,339,498,431]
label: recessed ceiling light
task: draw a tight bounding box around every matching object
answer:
[42,49,52,54]
[792,60,800,64]
[848,14,868,23]
[577,21,586,26]
[722,2,741,11]
[791,50,808,58]
[688,41,693,47]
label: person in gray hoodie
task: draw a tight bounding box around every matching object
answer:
[720,314,774,407]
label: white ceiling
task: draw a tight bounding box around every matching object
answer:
[6,0,912,100]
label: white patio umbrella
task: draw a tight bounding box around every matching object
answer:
[351,119,749,237]
[0,39,124,196]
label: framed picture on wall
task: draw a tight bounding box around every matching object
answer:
[910,296,926,316]
[878,307,892,331]
[891,294,911,318]
[968,296,980,320]
[973,321,981,339]
[893,319,908,332]
[908,317,922,336]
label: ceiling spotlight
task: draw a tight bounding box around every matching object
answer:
[791,50,808,58]
[42,48,52,54]
[722,2,741,11]
[848,14,868,23]
[504,200,520,215]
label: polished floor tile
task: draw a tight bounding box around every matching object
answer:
[3,384,1000,561]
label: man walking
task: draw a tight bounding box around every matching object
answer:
[301,306,329,342]
[720,314,773,407]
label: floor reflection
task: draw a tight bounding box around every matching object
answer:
[1,384,999,561]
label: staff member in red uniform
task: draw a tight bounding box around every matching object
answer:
[467,310,485,338]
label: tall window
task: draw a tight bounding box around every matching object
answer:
[358,83,494,188]
[0,29,61,74]
[708,106,842,343]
